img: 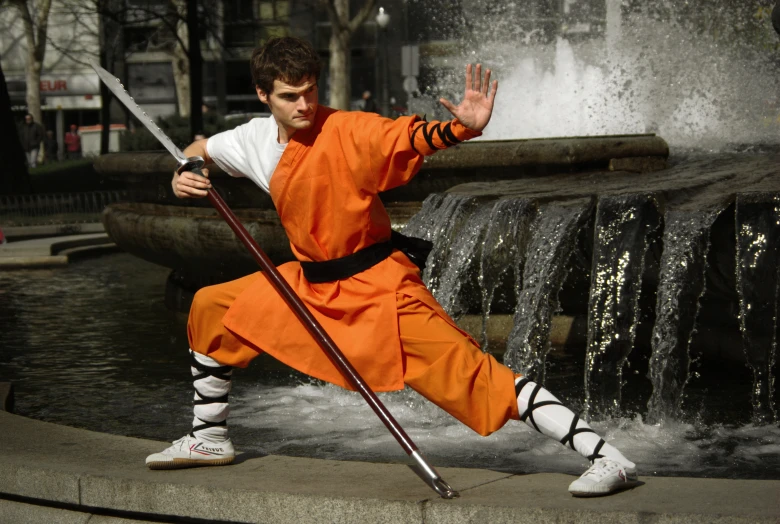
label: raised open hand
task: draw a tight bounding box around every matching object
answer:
[439,64,497,132]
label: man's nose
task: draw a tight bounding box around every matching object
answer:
[296,96,310,112]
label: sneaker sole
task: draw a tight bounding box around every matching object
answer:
[569,480,640,497]
[146,457,235,470]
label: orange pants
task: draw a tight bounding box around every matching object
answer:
[188,274,520,436]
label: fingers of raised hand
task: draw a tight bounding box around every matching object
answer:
[466,64,494,97]
[489,79,498,101]
[482,68,491,96]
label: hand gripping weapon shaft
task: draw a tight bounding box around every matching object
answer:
[91,63,458,499]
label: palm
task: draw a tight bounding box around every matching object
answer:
[439,64,497,132]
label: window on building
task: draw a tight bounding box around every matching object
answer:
[223,0,289,48]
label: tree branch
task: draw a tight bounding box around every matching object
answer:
[33,0,52,61]
[347,0,376,34]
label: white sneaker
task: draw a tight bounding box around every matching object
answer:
[568,458,639,497]
[145,434,235,470]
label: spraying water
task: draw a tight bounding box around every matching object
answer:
[420,0,780,151]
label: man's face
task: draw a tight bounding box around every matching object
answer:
[25,115,32,124]
[256,76,318,137]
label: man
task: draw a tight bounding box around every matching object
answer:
[19,114,43,168]
[360,90,378,113]
[64,124,82,160]
[44,130,58,163]
[146,36,638,497]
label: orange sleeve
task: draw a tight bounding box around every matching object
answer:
[333,112,482,194]
[408,118,482,156]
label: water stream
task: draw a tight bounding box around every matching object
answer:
[584,195,660,418]
[735,193,780,424]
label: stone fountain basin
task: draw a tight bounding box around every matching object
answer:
[101,201,424,282]
[95,133,670,281]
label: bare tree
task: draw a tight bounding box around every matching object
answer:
[8,0,52,124]
[324,0,376,110]
[44,0,207,141]
[169,0,191,117]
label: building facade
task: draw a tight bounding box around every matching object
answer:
[1,0,609,155]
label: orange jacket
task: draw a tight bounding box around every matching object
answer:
[222,108,480,391]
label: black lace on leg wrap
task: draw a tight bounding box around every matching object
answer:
[515,378,605,461]
[190,352,233,437]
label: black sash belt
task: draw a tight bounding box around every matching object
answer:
[300,231,432,283]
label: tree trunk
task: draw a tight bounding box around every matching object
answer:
[99,1,113,155]
[24,59,42,124]
[325,0,377,110]
[172,0,191,117]
[214,1,227,115]
[187,0,203,140]
[328,24,350,109]
[97,0,127,154]
[14,0,52,124]
[0,59,30,194]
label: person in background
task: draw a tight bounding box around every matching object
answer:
[64,124,82,160]
[0,226,6,245]
[19,114,43,168]
[44,130,59,163]
[361,90,378,113]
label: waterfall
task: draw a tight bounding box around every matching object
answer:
[478,198,535,351]
[403,193,484,320]
[503,199,592,382]
[584,194,660,418]
[404,167,777,424]
[646,207,724,424]
[735,193,779,424]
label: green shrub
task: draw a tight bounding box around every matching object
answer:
[29,158,94,176]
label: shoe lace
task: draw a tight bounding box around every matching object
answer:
[583,458,619,479]
[170,436,191,450]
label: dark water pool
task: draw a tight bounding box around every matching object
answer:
[1,252,778,480]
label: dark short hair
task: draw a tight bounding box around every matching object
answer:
[250,37,321,94]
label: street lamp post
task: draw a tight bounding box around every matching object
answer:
[375,7,390,117]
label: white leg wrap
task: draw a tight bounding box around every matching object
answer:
[515,377,634,468]
[190,350,232,443]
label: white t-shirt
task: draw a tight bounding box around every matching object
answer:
[206,117,285,194]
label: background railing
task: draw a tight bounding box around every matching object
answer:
[0,191,142,226]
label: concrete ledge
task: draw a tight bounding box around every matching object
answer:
[0,233,116,269]
[1,411,777,524]
[3,223,105,241]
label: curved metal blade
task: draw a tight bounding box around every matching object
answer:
[91,62,188,163]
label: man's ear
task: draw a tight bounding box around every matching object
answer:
[256,86,269,104]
